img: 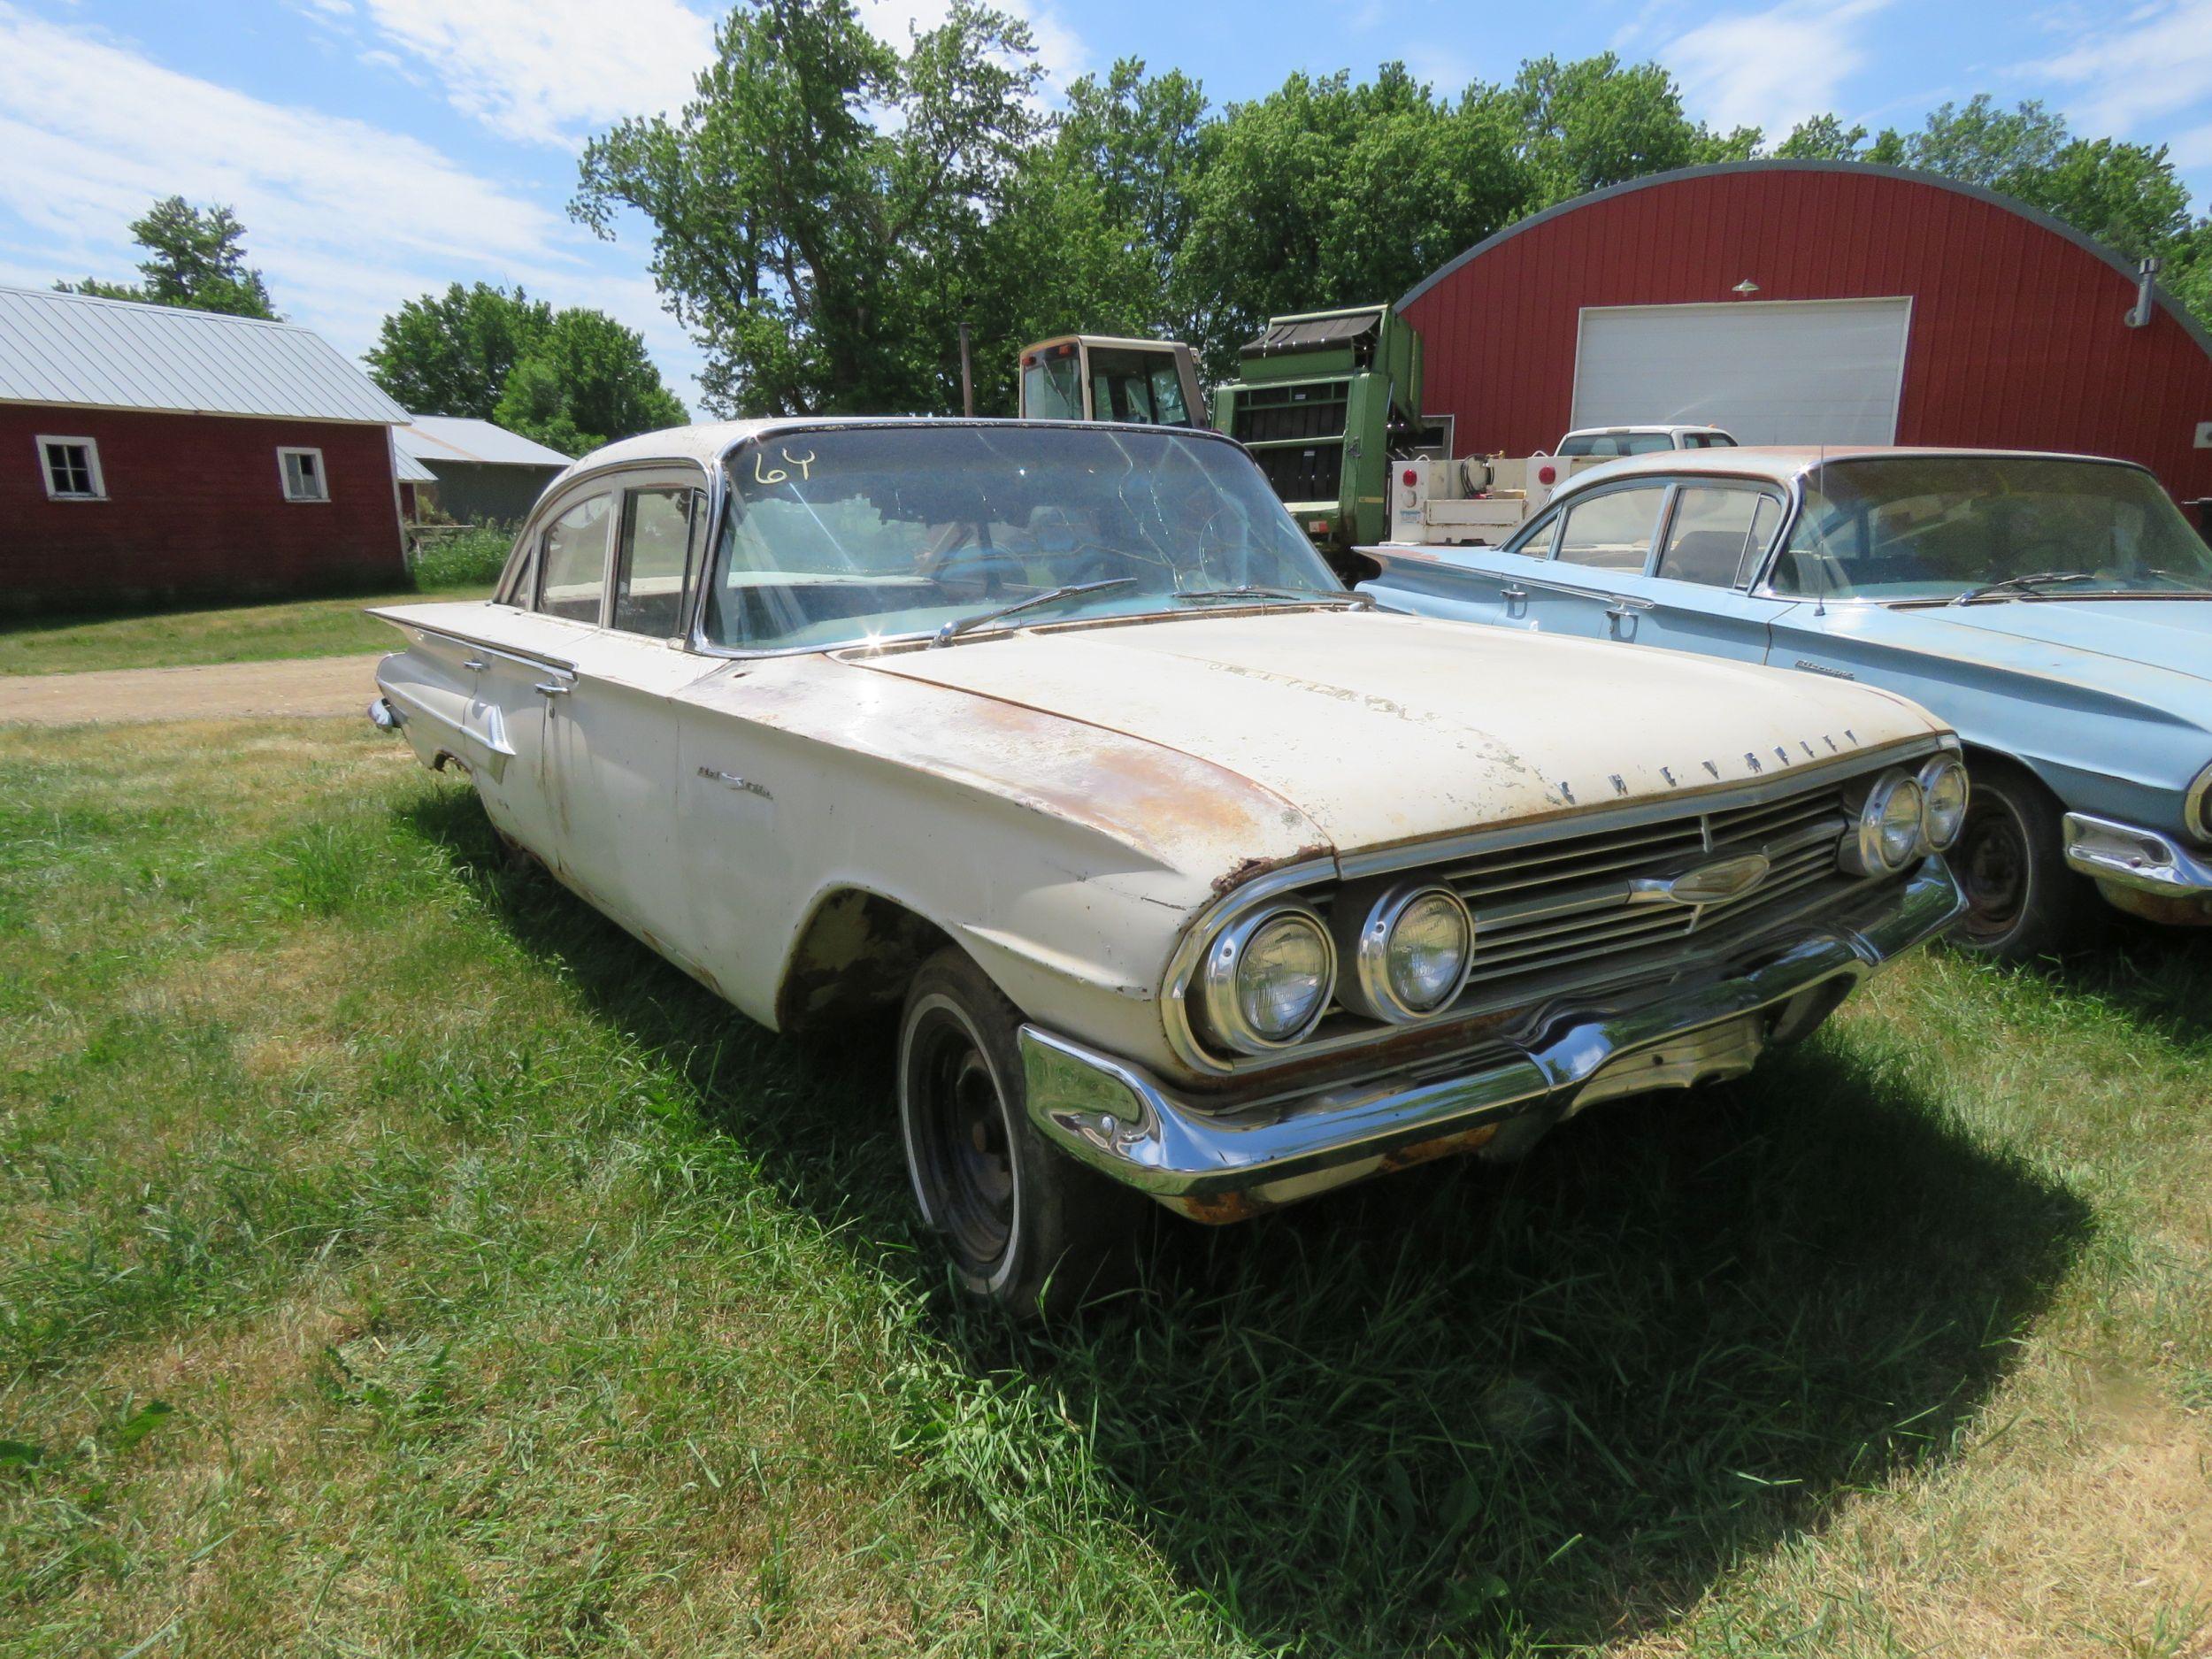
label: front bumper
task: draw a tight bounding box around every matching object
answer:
[1020,861,1963,1220]
[2062,811,2212,904]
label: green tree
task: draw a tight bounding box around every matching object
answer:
[574,0,1047,417]
[490,310,688,457]
[365,283,553,418]
[1775,115,1870,161]
[58,196,277,319]
[1504,54,1755,204]
[1174,65,1532,375]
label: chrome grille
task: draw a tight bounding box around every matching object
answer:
[1446,780,1855,999]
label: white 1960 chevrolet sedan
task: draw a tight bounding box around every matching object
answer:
[370,418,1967,1312]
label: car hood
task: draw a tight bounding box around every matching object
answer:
[857,609,1944,855]
[1929,598,2212,677]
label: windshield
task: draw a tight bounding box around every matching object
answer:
[1558,432,1675,457]
[1087,348,1193,426]
[1770,456,2212,602]
[703,425,1344,651]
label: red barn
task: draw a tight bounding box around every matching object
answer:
[1400,160,2212,507]
[0,285,411,612]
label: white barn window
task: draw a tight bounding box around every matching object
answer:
[37,435,104,500]
[278,446,328,502]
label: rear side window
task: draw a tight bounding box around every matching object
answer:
[1503,503,1561,557]
[537,493,613,622]
[611,487,705,636]
[1655,486,1784,587]
[1555,485,1668,572]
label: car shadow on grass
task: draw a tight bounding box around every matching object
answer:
[407,787,2093,1655]
[2038,919,2212,1048]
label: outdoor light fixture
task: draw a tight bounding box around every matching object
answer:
[1732,279,1760,297]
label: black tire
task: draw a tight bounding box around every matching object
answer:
[896,949,1141,1316]
[1951,760,2103,961]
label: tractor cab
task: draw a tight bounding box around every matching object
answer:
[1018,334,1207,427]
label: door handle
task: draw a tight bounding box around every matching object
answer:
[1604,603,1638,640]
[534,680,571,697]
[1501,585,1526,602]
[462,657,488,672]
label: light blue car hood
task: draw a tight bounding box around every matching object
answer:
[1932,599,2212,676]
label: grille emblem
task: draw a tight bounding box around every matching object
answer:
[1631,852,1772,908]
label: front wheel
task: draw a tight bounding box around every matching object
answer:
[896,949,1140,1315]
[1951,762,2101,961]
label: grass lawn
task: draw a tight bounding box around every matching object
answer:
[0,587,493,679]
[1,720,2208,1656]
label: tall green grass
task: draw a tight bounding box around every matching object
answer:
[1,723,2207,1656]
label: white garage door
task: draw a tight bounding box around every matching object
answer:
[1571,298,1912,445]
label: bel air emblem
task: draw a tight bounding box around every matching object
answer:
[1630,852,1772,908]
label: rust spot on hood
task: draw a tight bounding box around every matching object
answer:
[1211,842,1333,896]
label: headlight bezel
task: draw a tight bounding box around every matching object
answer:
[1195,903,1337,1054]
[1841,767,1928,877]
[1340,880,1476,1025]
[2187,759,2212,844]
[1916,754,1970,852]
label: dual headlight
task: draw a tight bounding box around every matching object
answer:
[1194,882,1476,1054]
[1842,754,1969,876]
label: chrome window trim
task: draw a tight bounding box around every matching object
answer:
[498,456,715,615]
[1160,734,1948,1077]
[1501,500,1562,558]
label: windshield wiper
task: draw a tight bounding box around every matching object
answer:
[1172,585,1376,609]
[1950,571,2101,605]
[929,578,1135,647]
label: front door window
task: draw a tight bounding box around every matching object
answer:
[612,487,703,636]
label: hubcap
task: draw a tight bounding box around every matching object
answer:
[906,1008,1014,1270]
[1956,795,2030,944]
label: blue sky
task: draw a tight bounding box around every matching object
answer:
[4,0,2210,413]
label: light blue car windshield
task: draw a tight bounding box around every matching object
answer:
[705,425,1342,650]
[1771,456,2212,602]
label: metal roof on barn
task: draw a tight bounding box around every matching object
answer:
[0,285,409,425]
[394,415,572,469]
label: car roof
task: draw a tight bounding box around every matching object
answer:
[1561,424,1726,436]
[1555,442,2140,495]
[557,415,1233,480]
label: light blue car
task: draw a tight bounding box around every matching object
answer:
[1360,447,2212,958]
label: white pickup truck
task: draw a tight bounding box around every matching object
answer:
[1386,425,1739,548]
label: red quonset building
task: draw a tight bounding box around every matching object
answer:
[0,286,412,612]
[1400,161,2212,509]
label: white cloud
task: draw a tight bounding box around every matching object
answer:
[328,0,717,149]
[2021,0,2212,137]
[323,0,1089,150]
[0,3,705,401]
[1663,0,1893,138]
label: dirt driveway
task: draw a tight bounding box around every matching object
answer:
[0,653,385,725]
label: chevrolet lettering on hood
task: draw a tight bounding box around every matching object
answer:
[368,418,1965,1314]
